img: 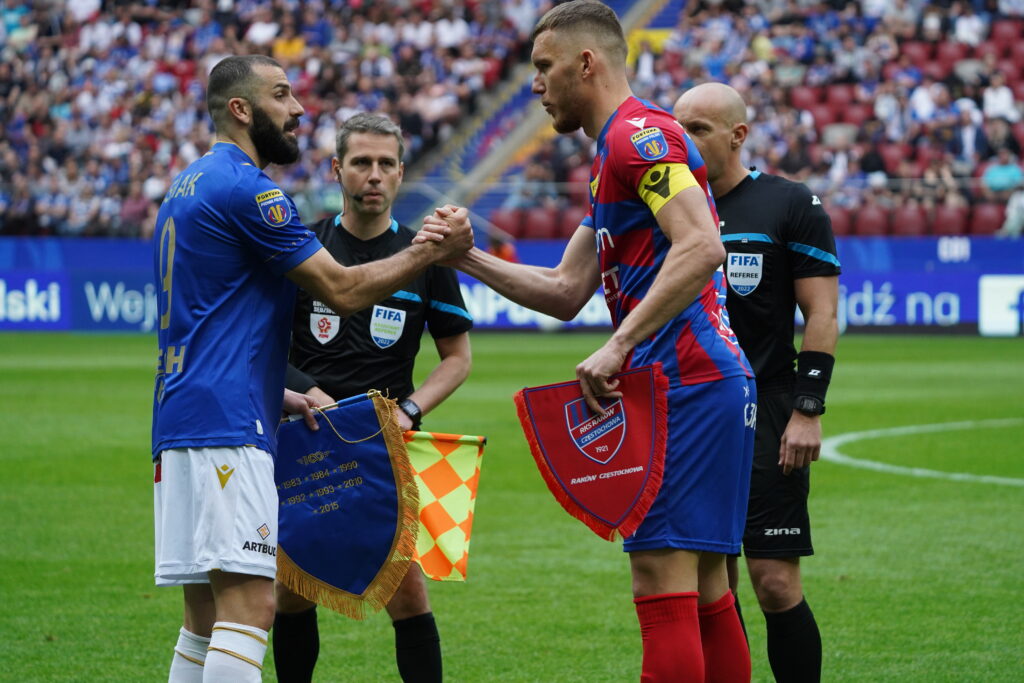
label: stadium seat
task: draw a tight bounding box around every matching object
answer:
[890,205,929,237]
[826,205,852,237]
[991,19,1023,51]
[879,143,910,176]
[521,207,560,240]
[900,41,934,64]
[921,61,950,81]
[789,85,821,111]
[489,208,525,239]
[1009,41,1024,68]
[936,42,969,74]
[1012,121,1024,151]
[567,165,591,208]
[974,41,1004,61]
[809,103,837,130]
[841,103,873,128]
[997,58,1022,85]
[853,206,890,236]
[559,205,589,238]
[825,84,855,108]
[932,205,969,235]
[969,203,1006,235]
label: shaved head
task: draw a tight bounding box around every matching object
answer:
[673,83,750,195]
[673,82,747,128]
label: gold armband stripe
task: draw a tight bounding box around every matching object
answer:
[637,163,698,215]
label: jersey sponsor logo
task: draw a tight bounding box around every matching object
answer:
[215,464,235,489]
[370,304,405,349]
[255,188,292,227]
[629,127,669,161]
[726,252,763,296]
[764,527,801,536]
[564,396,626,465]
[241,540,277,556]
[257,523,271,540]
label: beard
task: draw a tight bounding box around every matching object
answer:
[549,82,583,134]
[250,105,300,166]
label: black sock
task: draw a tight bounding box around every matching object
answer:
[393,612,442,683]
[733,590,749,646]
[273,607,319,683]
[764,598,821,683]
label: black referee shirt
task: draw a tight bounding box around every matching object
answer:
[287,215,473,402]
[716,171,841,392]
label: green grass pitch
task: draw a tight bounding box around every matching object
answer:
[1,332,1022,681]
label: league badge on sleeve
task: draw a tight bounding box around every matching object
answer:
[630,127,669,161]
[255,188,292,227]
[310,300,340,345]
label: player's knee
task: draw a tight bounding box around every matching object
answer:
[275,582,315,614]
[386,573,431,620]
[752,570,801,612]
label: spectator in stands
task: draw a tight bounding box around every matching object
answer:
[980,146,1024,201]
[983,72,1021,124]
[949,107,991,174]
[502,160,560,210]
[996,180,1024,238]
[985,116,1023,156]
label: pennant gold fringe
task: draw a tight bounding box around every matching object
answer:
[276,392,421,620]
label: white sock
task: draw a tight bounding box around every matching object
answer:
[203,621,268,682]
[168,627,209,683]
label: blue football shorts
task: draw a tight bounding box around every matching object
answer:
[623,375,756,555]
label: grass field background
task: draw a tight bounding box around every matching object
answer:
[1,332,1022,682]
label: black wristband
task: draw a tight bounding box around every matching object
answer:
[398,398,423,430]
[794,351,834,404]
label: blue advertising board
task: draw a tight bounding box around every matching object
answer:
[1,236,1022,335]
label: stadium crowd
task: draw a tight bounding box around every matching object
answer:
[4,0,1024,240]
[500,0,1024,238]
[0,0,542,238]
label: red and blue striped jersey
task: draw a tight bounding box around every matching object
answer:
[582,97,752,386]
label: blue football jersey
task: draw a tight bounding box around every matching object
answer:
[152,142,322,458]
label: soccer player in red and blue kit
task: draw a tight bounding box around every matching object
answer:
[420,2,754,680]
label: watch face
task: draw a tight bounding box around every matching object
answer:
[796,396,823,415]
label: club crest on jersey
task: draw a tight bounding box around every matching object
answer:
[370,305,405,349]
[630,127,669,161]
[255,188,291,227]
[727,253,763,296]
[310,300,340,344]
[564,396,626,465]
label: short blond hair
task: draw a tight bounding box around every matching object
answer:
[531,0,628,65]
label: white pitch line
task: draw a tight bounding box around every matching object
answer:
[820,418,1024,487]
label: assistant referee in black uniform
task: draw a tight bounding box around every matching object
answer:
[675,83,840,683]
[275,113,473,683]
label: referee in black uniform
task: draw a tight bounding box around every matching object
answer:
[675,83,840,683]
[274,113,473,683]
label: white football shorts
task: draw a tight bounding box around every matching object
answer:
[154,446,278,586]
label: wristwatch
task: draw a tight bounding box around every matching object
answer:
[398,398,423,430]
[794,395,825,417]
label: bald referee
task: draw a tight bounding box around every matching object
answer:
[674,83,840,683]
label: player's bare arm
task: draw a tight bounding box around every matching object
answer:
[576,186,724,412]
[399,332,472,430]
[422,208,601,321]
[287,210,473,316]
[779,275,840,473]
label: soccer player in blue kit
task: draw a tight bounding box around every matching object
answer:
[674,83,840,682]
[420,3,754,680]
[151,56,472,682]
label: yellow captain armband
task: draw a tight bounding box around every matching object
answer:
[637,163,698,215]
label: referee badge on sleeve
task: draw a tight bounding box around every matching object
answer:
[726,252,763,296]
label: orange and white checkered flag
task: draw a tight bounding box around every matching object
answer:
[403,431,486,581]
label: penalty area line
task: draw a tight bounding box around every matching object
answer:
[820,418,1024,487]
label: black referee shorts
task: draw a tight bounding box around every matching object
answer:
[742,391,813,558]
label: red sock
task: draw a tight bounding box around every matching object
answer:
[697,591,751,683]
[634,592,703,682]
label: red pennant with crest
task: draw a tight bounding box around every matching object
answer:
[514,364,668,541]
